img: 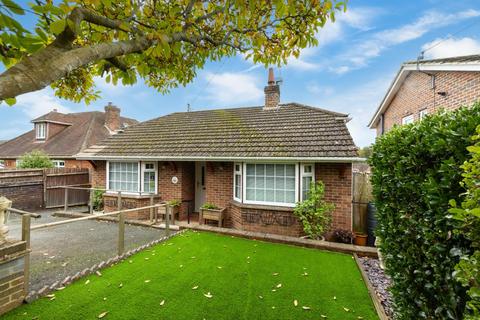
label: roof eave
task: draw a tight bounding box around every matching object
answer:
[75,154,365,163]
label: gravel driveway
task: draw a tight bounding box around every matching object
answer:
[6,209,167,293]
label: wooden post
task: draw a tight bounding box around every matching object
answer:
[89,188,94,214]
[149,195,154,222]
[165,206,170,236]
[117,191,122,211]
[21,214,31,295]
[64,188,68,211]
[117,212,125,256]
[154,205,158,224]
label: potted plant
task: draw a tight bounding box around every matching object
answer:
[293,181,335,241]
[353,232,368,246]
[167,199,181,217]
[199,203,226,227]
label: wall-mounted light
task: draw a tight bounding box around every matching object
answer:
[437,91,447,97]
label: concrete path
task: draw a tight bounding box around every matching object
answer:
[6,209,167,293]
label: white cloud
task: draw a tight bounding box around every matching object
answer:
[422,37,480,59]
[306,83,334,96]
[15,89,71,119]
[203,72,263,105]
[336,9,480,71]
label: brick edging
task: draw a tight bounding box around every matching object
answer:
[25,230,185,302]
[183,225,378,257]
[353,253,390,320]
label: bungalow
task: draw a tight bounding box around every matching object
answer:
[0,104,137,169]
[77,69,360,236]
[369,54,480,135]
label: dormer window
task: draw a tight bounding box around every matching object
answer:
[35,123,46,140]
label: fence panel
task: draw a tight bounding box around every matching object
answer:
[352,172,373,233]
[44,168,90,208]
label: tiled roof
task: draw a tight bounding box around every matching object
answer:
[80,103,358,159]
[404,54,480,65]
[0,111,137,158]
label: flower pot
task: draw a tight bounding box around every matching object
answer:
[354,234,368,246]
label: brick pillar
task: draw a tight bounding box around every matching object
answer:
[0,241,28,315]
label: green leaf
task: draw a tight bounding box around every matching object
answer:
[50,19,66,35]
[1,0,24,15]
[4,97,16,106]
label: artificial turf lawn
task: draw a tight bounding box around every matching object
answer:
[5,231,378,320]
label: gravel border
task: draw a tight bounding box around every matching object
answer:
[359,256,394,318]
[25,230,184,302]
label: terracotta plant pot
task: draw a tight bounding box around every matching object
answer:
[354,234,368,246]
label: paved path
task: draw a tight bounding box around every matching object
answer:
[7,209,167,293]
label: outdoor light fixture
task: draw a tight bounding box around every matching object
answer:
[437,91,447,97]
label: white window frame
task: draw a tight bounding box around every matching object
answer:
[419,108,428,120]
[300,163,315,201]
[52,160,65,168]
[233,162,242,202]
[15,159,22,168]
[242,162,299,207]
[141,162,158,194]
[401,114,414,125]
[35,123,46,140]
[107,161,158,195]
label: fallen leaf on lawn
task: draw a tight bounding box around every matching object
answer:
[271,289,276,292]
[302,306,311,310]
[276,283,282,288]
[85,280,90,285]
[247,261,250,264]
[254,244,258,247]
[49,256,55,259]
[43,253,48,256]
[192,286,198,290]
[179,265,183,268]
[96,271,102,277]
[302,272,309,276]
[128,260,133,264]
[118,283,123,288]
[272,273,279,276]
[46,294,55,298]
[293,300,298,307]
[49,297,55,301]
[247,256,250,259]
[56,287,65,291]
[333,296,336,300]
[145,257,150,260]
[321,315,327,318]
[168,243,173,246]
[357,317,363,319]
[46,261,51,264]
[258,296,263,299]
[343,307,350,312]
[144,280,151,283]
[103,297,107,301]
[204,292,213,298]
[98,311,108,318]
[159,300,165,306]
[217,266,222,269]
[191,256,196,259]
[61,262,68,267]
[271,306,276,309]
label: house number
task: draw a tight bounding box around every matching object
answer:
[171,176,178,184]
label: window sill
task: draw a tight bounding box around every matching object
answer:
[231,200,294,212]
[104,191,160,199]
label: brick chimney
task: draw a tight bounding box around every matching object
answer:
[264,68,280,110]
[104,102,120,132]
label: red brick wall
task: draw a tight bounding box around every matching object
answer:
[103,193,161,219]
[205,162,233,226]
[316,163,352,231]
[2,159,92,169]
[378,71,480,133]
[3,160,15,169]
[0,169,44,210]
[91,160,106,188]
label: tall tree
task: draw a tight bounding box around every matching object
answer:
[0,0,346,105]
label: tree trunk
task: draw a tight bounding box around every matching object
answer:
[0,38,151,100]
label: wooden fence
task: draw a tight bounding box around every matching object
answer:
[0,168,90,210]
[352,172,373,233]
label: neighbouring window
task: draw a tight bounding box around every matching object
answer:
[108,162,139,193]
[35,123,46,140]
[245,163,296,205]
[15,159,22,167]
[142,162,157,193]
[234,163,242,201]
[401,114,414,125]
[52,160,65,168]
[419,109,428,120]
[301,164,314,201]
[0,160,4,169]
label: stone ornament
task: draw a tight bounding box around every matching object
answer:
[0,196,12,245]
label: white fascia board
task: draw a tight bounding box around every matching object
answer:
[76,154,366,163]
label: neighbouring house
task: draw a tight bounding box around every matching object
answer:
[77,69,361,236]
[369,54,480,135]
[0,104,137,169]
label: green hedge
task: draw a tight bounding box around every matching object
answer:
[369,104,480,319]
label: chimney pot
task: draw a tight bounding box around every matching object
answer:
[105,103,121,132]
[264,68,280,110]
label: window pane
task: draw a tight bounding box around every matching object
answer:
[246,164,255,175]
[285,190,295,203]
[285,165,295,176]
[256,164,265,176]
[265,189,275,202]
[246,187,255,200]
[255,188,265,201]
[266,164,274,176]
[285,177,295,190]
[275,190,285,203]
[246,176,255,188]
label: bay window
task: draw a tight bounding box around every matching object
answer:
[233,163,242,201]
[107,161,157,194]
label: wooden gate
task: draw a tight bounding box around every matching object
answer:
[45,168,90,208]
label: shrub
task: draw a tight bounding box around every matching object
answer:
[92,190,105,211]
[17,150,53,168]
[369,104,480,319]
[293,181,334,240]
[201,203,218,210]
[167,199,182,207]
[332,228,354,244]
[449,125,480,319]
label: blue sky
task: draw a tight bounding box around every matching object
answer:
[2,0,480,147]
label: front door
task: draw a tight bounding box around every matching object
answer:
[195,162,206,212]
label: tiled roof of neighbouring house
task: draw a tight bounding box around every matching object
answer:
[404,54,480,65]
[78,103,358,159]
[0,111,137,158]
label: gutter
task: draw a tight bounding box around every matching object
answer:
[75,154,366,163]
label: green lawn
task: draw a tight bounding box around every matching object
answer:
[6,231,378,320]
